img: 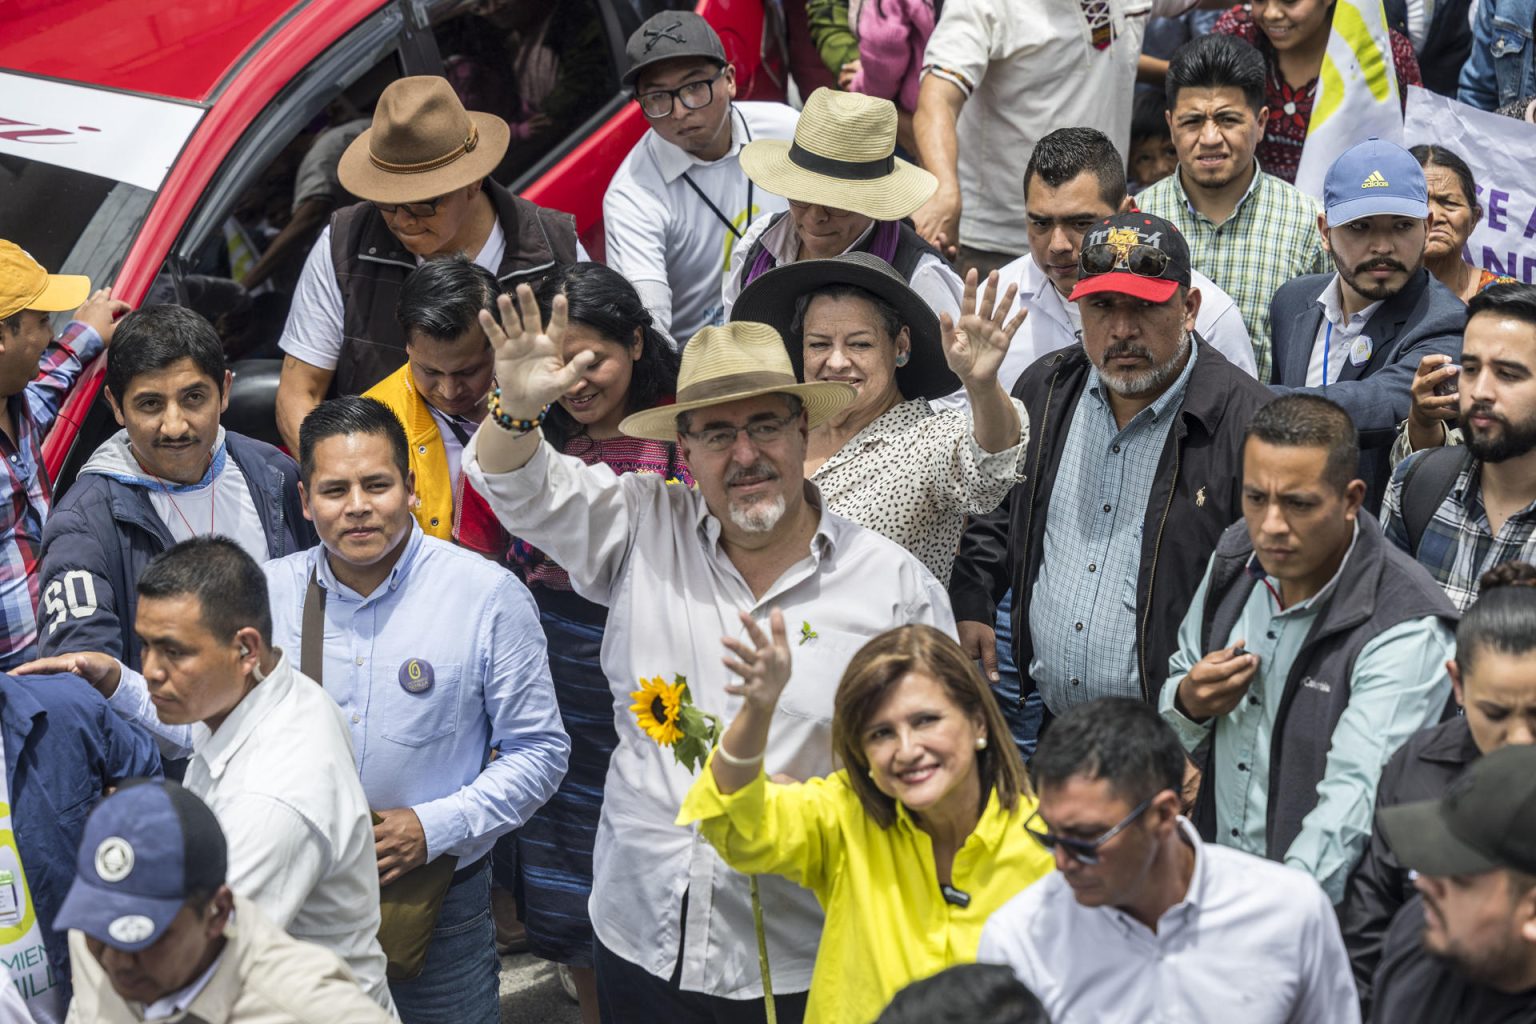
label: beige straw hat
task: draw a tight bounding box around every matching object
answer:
[739,88,937,222]
[338,76,511,205]
[619,322,854,441]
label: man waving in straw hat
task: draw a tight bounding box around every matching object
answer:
[275,75,582,452]
[464,286,954,1022]
[0,240,129,670]
[722,88,963,329]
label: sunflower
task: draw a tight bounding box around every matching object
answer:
[630,675,687,747]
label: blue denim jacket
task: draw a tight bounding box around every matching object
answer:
[1,674,161,997]
[1459,0,1536,110]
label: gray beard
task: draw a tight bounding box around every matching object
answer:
[729,493,787,534]
[1098,329,1193,398]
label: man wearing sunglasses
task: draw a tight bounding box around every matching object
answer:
[979,698,1360,1023]
[951,211,1271,729]
[604,12,797,344]
[275,75,583,452]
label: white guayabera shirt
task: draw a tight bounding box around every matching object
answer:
[466,438,955,998]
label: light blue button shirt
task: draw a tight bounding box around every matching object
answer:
[1162,527,1454,902]
[264,525,569,865]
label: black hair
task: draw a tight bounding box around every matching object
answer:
[1411,144,1481,216]
[0,310,24,334]
[1131,90,1170,145]
[137,537,272,646]
[1023,127,1127,210]
[1468,281,1536,331]
[105,305,227,401]
[1029,698,1185,806]
[875,964,1051,1024]
[397,254,502,342]
[1243,394,1359,491]
[1456,561,1536,674]
[298,396,410,484]
[533,262,681,450]
[789,283,905,343]
[1164,34,1268,114]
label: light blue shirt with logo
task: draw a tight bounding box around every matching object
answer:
[1162,526,1453,903]
[263,525,569,865]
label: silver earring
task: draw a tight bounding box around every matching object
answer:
[975,736,988,751]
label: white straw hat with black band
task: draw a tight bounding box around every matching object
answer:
[730,251,960,402]
[739,89,937,222]
[619,322,855,441]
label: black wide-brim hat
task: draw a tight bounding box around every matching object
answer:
[730,251,960,402]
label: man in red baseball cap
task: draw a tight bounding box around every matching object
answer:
[0,240,128,668]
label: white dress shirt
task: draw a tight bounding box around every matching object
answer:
[977,819,1361,1024]
[1307,276,1386,387]
[107,656,394,1013]
[932,254,1255,411]
[465,439,955,998]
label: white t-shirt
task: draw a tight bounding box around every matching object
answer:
[1307,276,1385,387]
[721,211,965,327]
[279,220,507,373]
[604,102,799,344]
[922,0,1194,254]
[931,252,1255,410]
[146,451,268,564]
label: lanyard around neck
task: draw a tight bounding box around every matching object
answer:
[678,106,753,241]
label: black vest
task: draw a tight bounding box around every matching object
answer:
[329,180,578,395]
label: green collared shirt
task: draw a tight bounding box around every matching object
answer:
[1137,166,1329,383]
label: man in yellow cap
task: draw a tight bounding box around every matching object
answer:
[0,240,128,668]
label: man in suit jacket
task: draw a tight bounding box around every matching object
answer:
[1268,139,1466,512]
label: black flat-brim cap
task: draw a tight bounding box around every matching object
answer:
[623,12,727,89]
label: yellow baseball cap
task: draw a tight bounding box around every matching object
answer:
[0,240,90,321]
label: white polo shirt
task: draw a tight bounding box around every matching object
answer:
[930,252,1255,411]
[604,101,799,344]
[922,0,1195,255]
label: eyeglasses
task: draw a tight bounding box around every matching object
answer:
[1080,242,1171,279]
[1024,796,1155,865]
[637,71,725,118]
[684,414,796,452]
[372,194,448,219]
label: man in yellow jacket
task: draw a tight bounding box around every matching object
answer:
[365,255,498,541]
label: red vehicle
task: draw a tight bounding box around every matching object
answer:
[0,0,784,491]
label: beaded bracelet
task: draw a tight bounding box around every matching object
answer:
[487,387,548,435]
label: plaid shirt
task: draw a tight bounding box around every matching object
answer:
[1381,451,1536,611]
[0,321,103,668]
[1136,167,1329,384]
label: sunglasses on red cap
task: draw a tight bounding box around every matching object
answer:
[1080,242,1171,280]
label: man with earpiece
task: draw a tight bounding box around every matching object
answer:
[16,538,398,1013]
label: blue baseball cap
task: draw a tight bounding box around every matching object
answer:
[1323,138,1429,228]
[54,780,227,952]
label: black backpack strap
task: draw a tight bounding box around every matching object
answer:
[1401,445,1473,557]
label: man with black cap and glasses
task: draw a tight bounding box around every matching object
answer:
[1370,745,1536,1022]
[275,74,583,451]
[604,11,797,343]
[58,780,393,1023]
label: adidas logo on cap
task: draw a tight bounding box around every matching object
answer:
[1360,170,1390,189]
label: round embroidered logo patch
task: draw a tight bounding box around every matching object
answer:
[399,658,434,694]
[107,915,156,945]
[94,837,135,882]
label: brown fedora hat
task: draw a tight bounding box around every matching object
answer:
[338,76,511,205]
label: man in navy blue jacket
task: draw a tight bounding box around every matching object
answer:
[1267,139,1466,513]
[37,306,313,669]
[0,671,159,1018]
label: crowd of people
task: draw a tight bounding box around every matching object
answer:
[2,1,1536,1022]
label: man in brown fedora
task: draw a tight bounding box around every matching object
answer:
[274,75,582,452]
[464,286,954,1022]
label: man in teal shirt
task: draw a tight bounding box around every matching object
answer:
[1161,394,1457,902]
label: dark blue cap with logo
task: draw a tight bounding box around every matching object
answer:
[1323,137,1429,228]
[54,779,227,952]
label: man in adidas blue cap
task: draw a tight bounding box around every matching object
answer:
[57,780,392,1023]
[1266,137,1466,512]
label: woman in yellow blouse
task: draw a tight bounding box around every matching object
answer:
[677,613,1054,1024]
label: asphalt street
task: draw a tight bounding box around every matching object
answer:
[499,951,583,1023]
